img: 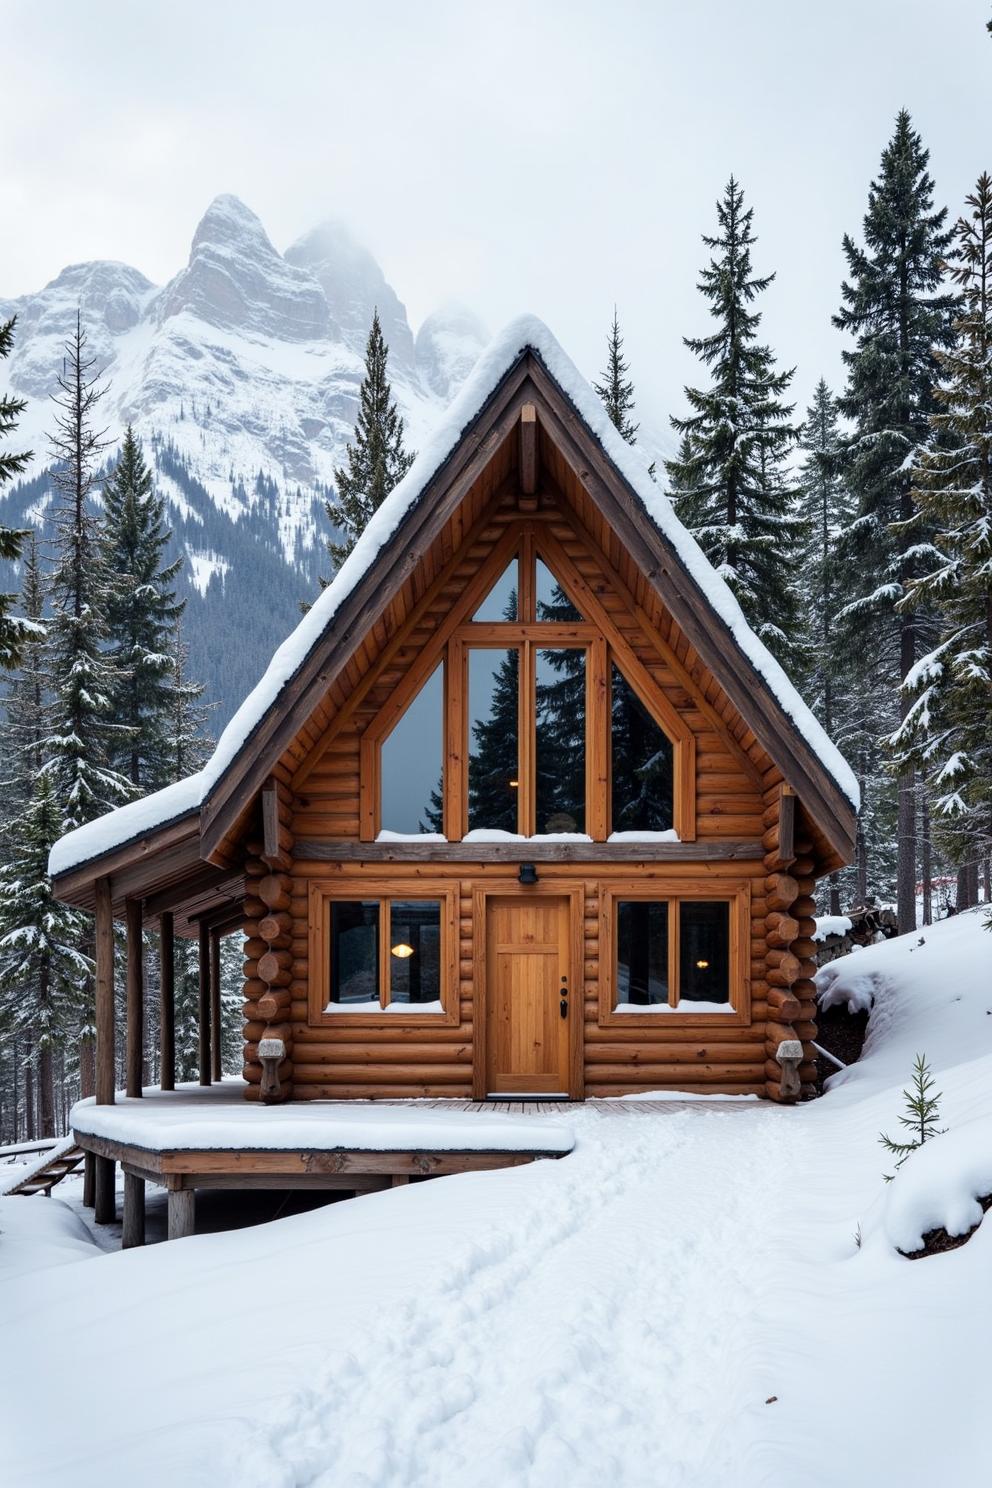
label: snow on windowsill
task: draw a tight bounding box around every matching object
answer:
[607,830,681,843]
[461,829,593,843]
[613,1001,735,1015]
[376,831,447,843]
[323,999,445,1015]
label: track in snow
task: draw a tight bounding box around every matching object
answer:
[244,1105,805,1488]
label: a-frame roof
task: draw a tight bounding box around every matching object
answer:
[50,315,859,892]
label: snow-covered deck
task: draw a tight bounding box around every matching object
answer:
[71,1080,577,1157]
[70,1081,585,1242]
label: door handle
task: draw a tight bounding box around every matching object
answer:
[560,998,568,1019]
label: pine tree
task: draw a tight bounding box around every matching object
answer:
[833,111,958,929]
[168,618,213,780]
[892,173,992,879]
[322,310,415,577]
[0,316,35,669]
[1,533,49,808]
[796,381,852,728]
[0,772,92,1136]
[594,310,639,443]
[43,315,132,829]
[879,1053,945,1179]
[102,425,186,790]
[665,177,801,663]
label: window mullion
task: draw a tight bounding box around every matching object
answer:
[519,641,536,836]
[380,901,390,1009]
[669,900,679,1008]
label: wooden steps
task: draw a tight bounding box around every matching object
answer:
[7,1144,85,1196]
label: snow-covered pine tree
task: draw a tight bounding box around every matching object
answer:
[0,316,36,670]
[833,111,958,930]
[102,425,186,790]
[1,533,49,809]
[168,617,214,781]
[322,310,415,577]
[43,315,132,829]
[594,309,639,443]
[0,771,92,1136]
[892,173,992,893]
[665,177,802,665]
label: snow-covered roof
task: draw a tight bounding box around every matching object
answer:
[49,314,859,879]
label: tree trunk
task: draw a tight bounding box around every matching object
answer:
[24,1036,35,1142]
[920,796,933,927]
[79,1032,95,1100]
[38,1044,55,1140]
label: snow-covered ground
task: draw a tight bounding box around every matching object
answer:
[1,908,989,1487]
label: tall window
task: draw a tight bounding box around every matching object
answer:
[536,647,586,832]
[611,665,674,833]
[380,663,443,834]
[468,648,520,832]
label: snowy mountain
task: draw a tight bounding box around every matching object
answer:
[0,196,489,721]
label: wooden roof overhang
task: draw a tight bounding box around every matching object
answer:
[51,342,857,911]
[51,808,245,936]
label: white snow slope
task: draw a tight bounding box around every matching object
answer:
[1,909,989,1487]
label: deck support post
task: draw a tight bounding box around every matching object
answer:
[125,897,144,1098]
[167,1187,195,1241]
[122,1171,145,1248]
[94,876,117,1222]
[159,911,175,1091]
[94,1156,116,1224]
[198,921,211,1086]
[82,1150,95,1208]
[210,928,222,1084]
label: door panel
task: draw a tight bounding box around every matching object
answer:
[485,896,571,1094]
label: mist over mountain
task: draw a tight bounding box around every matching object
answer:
[0,196,490,723]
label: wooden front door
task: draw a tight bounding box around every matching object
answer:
[485,896,572,1096]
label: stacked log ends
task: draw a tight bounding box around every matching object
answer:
[762,815,819,1102]
[242,846,294,1102]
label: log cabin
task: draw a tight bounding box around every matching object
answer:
[50,316,858,1225]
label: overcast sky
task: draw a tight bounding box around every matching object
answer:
[4,0,988,439]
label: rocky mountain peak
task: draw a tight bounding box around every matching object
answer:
[284,217,415,371]
[155,194,333,343]
[415,303,489,402]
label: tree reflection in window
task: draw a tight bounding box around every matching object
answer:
[468,646,520,832]
[611,665,674,832]
[536,647,585,832]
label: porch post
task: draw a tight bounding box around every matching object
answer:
[94,876,116,1223]
[125,897,144,1098]
[122,1171,145,1248]
[159,911,175,1091]
[198,920,211,1086]
[210,927,222,1084]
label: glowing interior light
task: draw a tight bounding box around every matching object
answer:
[695,959,710,970]
[391,943,415,959]
[509,779,520,788]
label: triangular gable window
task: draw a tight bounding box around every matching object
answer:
[535,556,583,622]
[472,559,519,622]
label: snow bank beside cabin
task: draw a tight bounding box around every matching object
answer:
[49,314,857,878]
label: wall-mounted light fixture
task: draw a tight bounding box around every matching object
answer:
[518,863,538,886]
[391,942,415,958]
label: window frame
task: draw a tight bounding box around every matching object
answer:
[598,879,751,1027]
[359,528,696,843]
[307,880,460,1026]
